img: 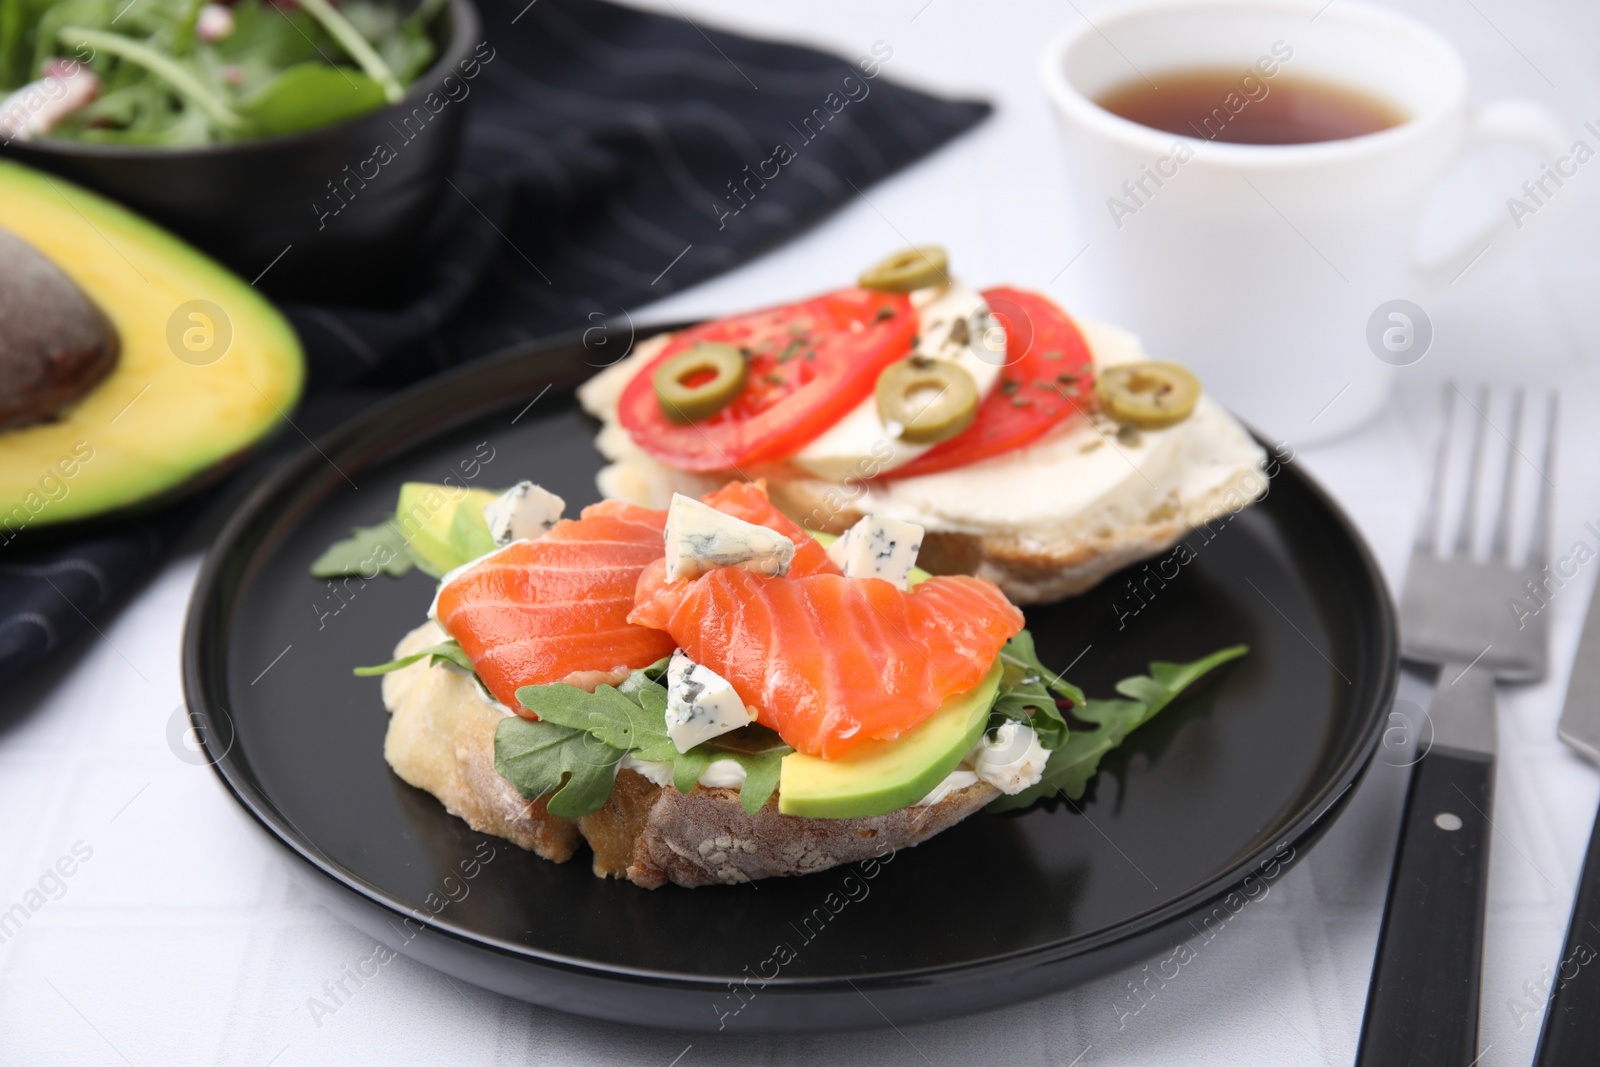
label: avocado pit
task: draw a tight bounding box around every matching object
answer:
[0,226,120,431]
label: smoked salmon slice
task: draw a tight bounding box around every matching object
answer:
[436,481,1022,754]
[641,565,1024,759]
[629,480,839,631]
[434,500,676,713]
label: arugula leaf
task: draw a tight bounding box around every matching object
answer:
[513,668,790,815]
[1000,630,1088,708]
[668,735,787,815]
[518,682,664,751]
[987,644,1248,813]
[343,0,434,84]
[294,0,402,102]
[215,0,326,75]
[735,749,785,811]
[493,717,624,818]
[989,630,1088,750]
[9,0,432,142]
[0,0,26,88]
[352,639,472,676]
[236,62,385,135]
[311,484,501,581]
[310,520,418,579]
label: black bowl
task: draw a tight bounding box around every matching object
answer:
[0,0,480,304]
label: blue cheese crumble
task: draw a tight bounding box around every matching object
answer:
[826,514,925,589]
[665,649,755,753]
[663,493,795,581]
[483,481,565,546]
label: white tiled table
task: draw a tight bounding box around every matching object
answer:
[5,1,1600,1063]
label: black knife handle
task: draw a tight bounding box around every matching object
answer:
[1356,746,1494,1067]
[1534,797,1600,1064]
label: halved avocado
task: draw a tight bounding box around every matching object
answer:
[0,160,303,529]
[395,482,499,576]
[778,658,1001,819]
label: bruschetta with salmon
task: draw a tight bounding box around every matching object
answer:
[330,476,1245,887]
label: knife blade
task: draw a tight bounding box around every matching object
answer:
[1534,578,1600,1064]
[1557,585,1600,765]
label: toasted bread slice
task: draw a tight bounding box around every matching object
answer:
[382,622,581,862]
[576,324,1268,604]
[380,623,1000,888]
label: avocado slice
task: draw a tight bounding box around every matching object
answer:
[778,658,1002,819]
[394,482,500,576]
[0,161,303,529]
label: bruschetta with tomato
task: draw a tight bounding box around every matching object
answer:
[578,246,1269,604]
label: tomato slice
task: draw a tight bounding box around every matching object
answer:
[879,288,1093,480]
[618,288,915,473]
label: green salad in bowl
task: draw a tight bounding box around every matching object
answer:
[0,0,444,144]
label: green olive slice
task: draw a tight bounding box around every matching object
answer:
[859,245,949,293]
[1098,361,1201,429]
[876,356,979,444]
[653,342,747,424]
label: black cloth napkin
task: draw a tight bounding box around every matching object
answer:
[0,0,990,684]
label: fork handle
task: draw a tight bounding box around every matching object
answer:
[1355,744,1494,1066]
[1533,797,1600,1064]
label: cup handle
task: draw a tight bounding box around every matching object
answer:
[1413,100,1574,286]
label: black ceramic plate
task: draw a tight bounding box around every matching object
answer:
[183,327,1397,1033]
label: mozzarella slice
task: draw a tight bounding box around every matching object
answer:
[483,481,566,546]
[793,280,1006,479]
[663,494,794,581]
[665,650,756,753]
[826,514,925,589]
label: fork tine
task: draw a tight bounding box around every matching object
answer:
[1415,384,1454,555]
[1453,384,1490,558]
[1528,392,1559,570]
[1489,388,1525,563]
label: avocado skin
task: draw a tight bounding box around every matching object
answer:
[0,227,119,431]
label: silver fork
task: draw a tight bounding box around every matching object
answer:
[1355,384,1556,1067]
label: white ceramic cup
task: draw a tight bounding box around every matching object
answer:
[1040,0,1569,443]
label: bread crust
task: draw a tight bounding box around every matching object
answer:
[381,623,1000,888]
[582,770,998,889]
